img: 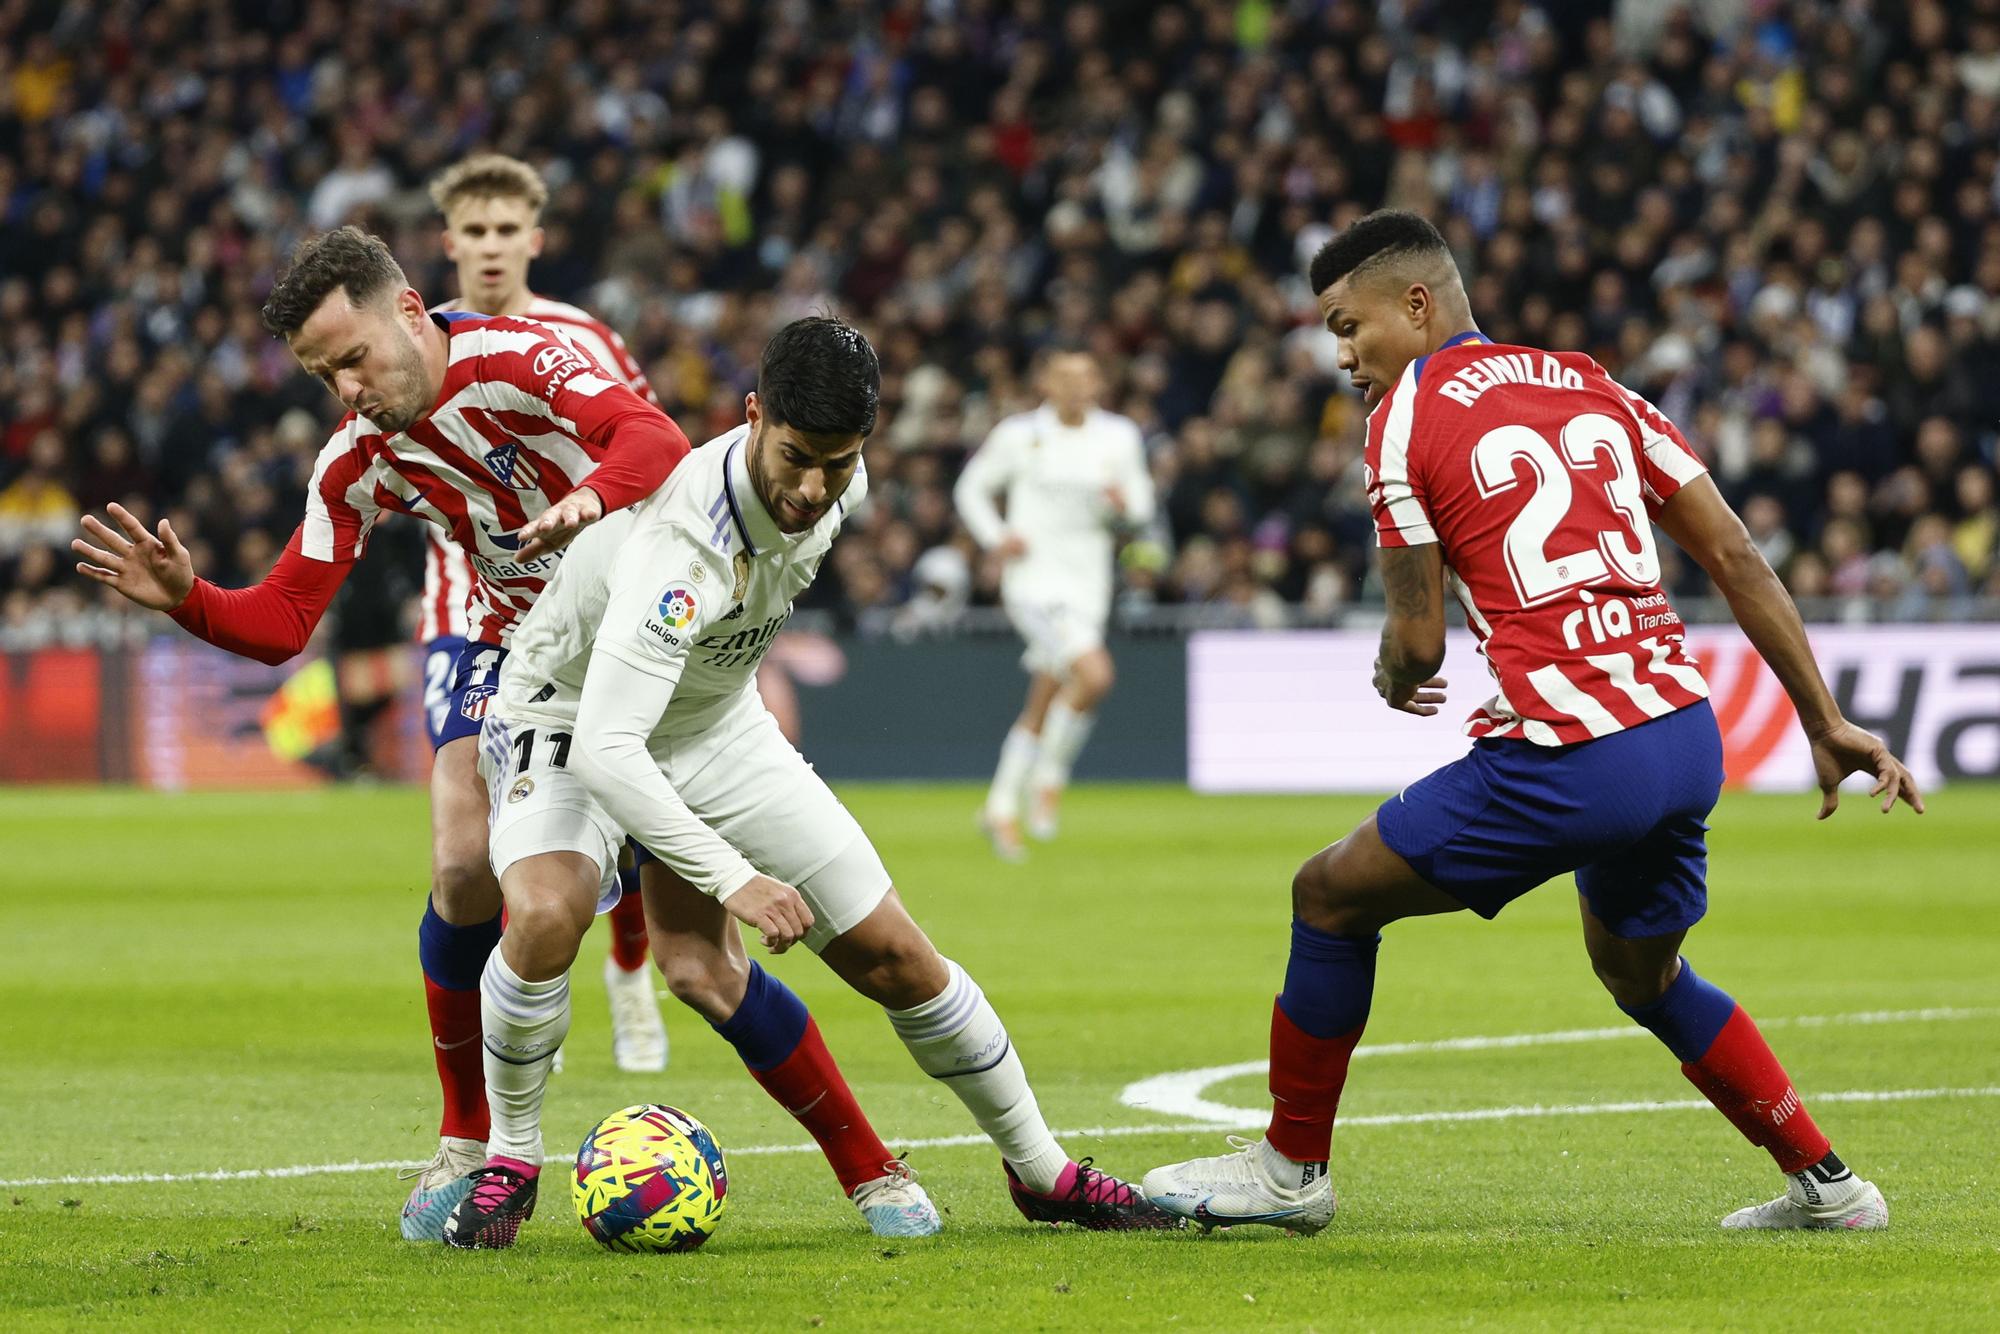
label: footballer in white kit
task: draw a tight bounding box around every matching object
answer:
[954,349,1156,857]
[443,318,1178,1248]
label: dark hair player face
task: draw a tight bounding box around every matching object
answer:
[743,316,881,532]
[743,395,866,532]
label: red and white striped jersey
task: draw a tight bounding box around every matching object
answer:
[304,310,672,646]
[418,295,658,640]
[1365,333,1712,746]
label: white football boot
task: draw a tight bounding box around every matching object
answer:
[1721,1171,1887,1231]
[978,809,1028,863]
[398,1135,487,1241]
[1142,1136,1336,1233]
[1025,786,1061,842]
[851,1160,944,1237]
[603,955,669,1073]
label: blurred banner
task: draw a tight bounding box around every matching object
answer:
[1188,626,2000,793]
[10,628,1995,791]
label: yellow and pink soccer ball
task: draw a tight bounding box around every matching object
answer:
[573,1104,728,1252]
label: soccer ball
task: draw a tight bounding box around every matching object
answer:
[573,1103,729,1252]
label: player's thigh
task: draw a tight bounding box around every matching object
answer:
[429,736,499,919]
[636,853,750,1020]
[1294,814,1465,935]
[479,716,622,934]
[670,706,891,954]
[1020,671,1061,730]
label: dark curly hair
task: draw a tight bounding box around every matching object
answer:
[261,226,408,336]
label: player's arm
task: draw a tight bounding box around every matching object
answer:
[75,510,350,668]
[1656,475,1922,817]
[1106,423,1156,528]
[1372,543,1449,716]
[501,334,693,560]
[953,422,1024,559]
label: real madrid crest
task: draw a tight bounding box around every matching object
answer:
[731,551,752,601]
[689,559,706,583]
[508,776,535,804]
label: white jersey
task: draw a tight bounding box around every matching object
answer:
[953,404,1155,601]
[493,425,865,896]
[421,295,658,640]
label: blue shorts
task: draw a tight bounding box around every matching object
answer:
[425,637,509,751]
[1376,700,1724,938]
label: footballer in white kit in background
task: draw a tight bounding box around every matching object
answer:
[954,350,1156,859]
[444,318,1177,1247]
[424,152,670,1080]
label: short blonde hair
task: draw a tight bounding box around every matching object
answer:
[429,153,549,217]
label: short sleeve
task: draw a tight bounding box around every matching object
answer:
[1611,379,1708,512]
[1363,364,1437,547]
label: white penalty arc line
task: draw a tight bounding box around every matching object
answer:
[1118,1005,2000,1123]
[6,1086,1999,1190]
[6,1006,1994,1191]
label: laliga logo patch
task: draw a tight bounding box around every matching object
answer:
[643,583,699,647]
[459,684,496,720]
[658,585,698,630]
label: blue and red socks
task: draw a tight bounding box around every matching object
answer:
[419,900,503,1142]
[713,963,893,1196]
[607,866,650,973]
[1265,921,1379,1166]
[1620,958,1833,1174]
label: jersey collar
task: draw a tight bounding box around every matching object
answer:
[1439,330,1488,349]
[723,433,795,557]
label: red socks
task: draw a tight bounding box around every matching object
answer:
[746,1018,894,1195]
[1679,1006,1831,1173]
[1264,998,1365,1163]
[424,977,490,1141]
[607,892,650,972]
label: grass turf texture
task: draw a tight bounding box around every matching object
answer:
[2,783,1994,1331]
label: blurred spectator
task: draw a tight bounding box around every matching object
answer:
[3,0,1999,637]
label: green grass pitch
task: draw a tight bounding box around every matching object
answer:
[2,783,1995,1330]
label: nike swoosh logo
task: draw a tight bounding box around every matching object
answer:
[1192,1197,1308,1225]
[434,1035,479,1051]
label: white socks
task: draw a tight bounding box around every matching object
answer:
[1030,701,1095,794]
[985,724,1039,819]
[481,951,571,1164]
[885,958,1068,1193]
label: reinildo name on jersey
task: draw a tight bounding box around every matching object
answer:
[1436,352,1587,406]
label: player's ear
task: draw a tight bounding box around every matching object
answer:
[440,227,458,262]
[397,287,427,329]
[1405,282,1432,329]
[744,391,761,428]
[528,225,545,259]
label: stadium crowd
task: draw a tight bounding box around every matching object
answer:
[3,0,1999,648]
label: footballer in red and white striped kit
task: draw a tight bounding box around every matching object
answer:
[425,154,669,1086]
[1145,211,1925,1236]
[72,226,693,1240]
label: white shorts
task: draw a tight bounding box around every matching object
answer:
[1001,587,1109,677]
[484,696,891,953]
[479,718,624,916]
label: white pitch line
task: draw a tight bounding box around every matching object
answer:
[1118,1005,2000,1122]
[6,1086,1998,1191]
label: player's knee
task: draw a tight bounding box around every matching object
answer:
[431,852,500,921]
[1589,951,1677,1010]
[499,894,588,979]
[1072,652,1114,705]
[657,946,746,1023]
[849,934,947,1010]
[1291,844,1372,935]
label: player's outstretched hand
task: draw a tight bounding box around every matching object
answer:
[1376,667,1449,717]
[513,485,604,561]
[72,503,194,611]
[725,874,815,954]
[1808,718,1925,819]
